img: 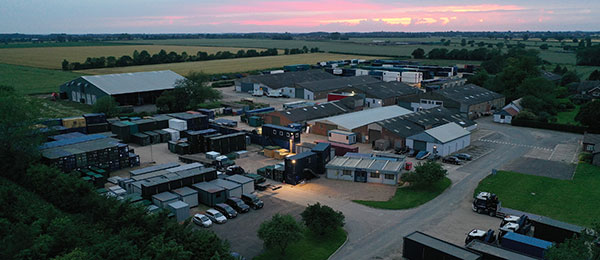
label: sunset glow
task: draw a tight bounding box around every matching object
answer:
[1,0,598,33]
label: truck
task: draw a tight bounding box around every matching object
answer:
[472,192,500,216]
[178,154,234,171]
[498,215,532,240]
[499,232,552,259]
[465,229,496,245]
[267,89,283,98]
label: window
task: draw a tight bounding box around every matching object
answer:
[286,133,290,137]
[342,170,352,176]
[279,131,283,136]
[329,133,332,137]
[370,172,380,178]
[586,144,595,152]
[273,130,277,135]
[295,133,299,138]
[346,136,348,140]
[385,174,395,180]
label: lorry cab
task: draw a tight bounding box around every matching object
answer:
[472,192,499,216]
[465,229,496,245]
[498,215,532,240]
[500,215,521,227]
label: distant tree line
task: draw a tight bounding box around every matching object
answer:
[61,48,279,70]
[411,47,501,61]
[283,46,321,55]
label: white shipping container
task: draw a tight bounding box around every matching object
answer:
[355,69,369,76]
[328,130,357,145]
[168,119,187,131]
[163,128,180,141]
[206,151,220,160]
[401,72,423,84]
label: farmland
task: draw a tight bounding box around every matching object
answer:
[75,53,383,75]
[0,45,270,69]
[0,41,140,49]
[0,63,84,95]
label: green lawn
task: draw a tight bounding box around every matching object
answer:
[474,163,600,227]
[554,105,581,125]
[0,63,84,95]
[34,97,94,118]
[254,227,347,260]
[354,177,452,210]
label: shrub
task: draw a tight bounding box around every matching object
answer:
[301,203,345,236]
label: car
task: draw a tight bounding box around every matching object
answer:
[192,213,213,227]
[427,154,441,161]
[226,197,250,213]
[241,193,264,209]
[205,209,227,224]
[407,149,418,157]
[455,153,472,161]
[225,165,245,176]
[214,203,238,218]
[442,156,463,165]
[415,151,431,160]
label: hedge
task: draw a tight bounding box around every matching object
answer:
[511,118,591,134]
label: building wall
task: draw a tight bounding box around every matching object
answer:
[593,153,600,166]
[326,168,354,181]
[60,78,108,105]
[281,87,295,98]
[407,134,471,156]
[304,89,315,100]
[326,168,398,185]
[369,125,407,149]
[493,114,513,124]
[467,97,505,119]
[262,111,293,126]
[312,121,338,136]
[365,98,383,108]
[352,125,369,143]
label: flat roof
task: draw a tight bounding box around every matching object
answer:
[172,186,198,196]
[313,105,412,130]
[192,182,224,193]
[466,240,537,260]
[404,231,482,260]
[532,216,584,234]
[82,70,184,95]
[129,162,180,176]
[224,174,254,184]
[152,192,178,202]
[210,179,241,190]
[326,155,403,175]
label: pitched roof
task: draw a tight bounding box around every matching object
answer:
[326,156,404,175]
[238,69,336,89]
[423,122,470,143]
[82,70,184,95]
[273,95,361,123]
[578,81,600,93]
[504,107,519,116]
[376,107,476,138]
[540,70,562,82]
[352,81,421,99]
[296,75,379,92]
[313,105,413,130]
[437,84,504,105]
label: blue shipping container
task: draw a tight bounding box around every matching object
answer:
[501,232,552,259]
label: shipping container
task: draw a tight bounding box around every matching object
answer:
[168,113,208,131]
[466,240,537,260]
[168,201,190,222]
[328,130,357,145]
[311,142,331,174]
[131,133,151,146]
[196,108,215,119]
[175,142,190,155]
[62,116,86,128]
[130,162,180,176]
[151,115,172,129]
[284,152,319,185]
[83,113,107,125]
[530,216,583,244]
[153,129,170,143]
[163,128,180,141]
[500,232,552,259]
[171,187,199,208]
[144,131,160,144]
[169,118,188,131]
[403,231,482,260]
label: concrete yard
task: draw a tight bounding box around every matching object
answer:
[501,157,577,180]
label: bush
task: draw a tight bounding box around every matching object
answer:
[92,96,120,117]
[258,214,303,256]
[301,203,345,236]
[402,161,447,187]
[579,152,592,163]
[511,118,590,134]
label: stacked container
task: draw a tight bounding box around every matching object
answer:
[169,119,187,131]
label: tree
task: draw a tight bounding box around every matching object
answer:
[540,44,549,50]
[467,69,489,87]
[588,70,600,81]
[258,214,302,256]
[553,65,564,75]
[92,96,120,117]
[411,48,425,59]
[401,161,447,187]
[62,59,69,70]
[560,71,580,86]
[461,39,466,46]
[496,42,504,49]
[522,35,529,41]
[541,37,548,42]
[301,203,345,236]
[576,100,600,129]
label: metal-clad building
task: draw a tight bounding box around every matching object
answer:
[326,155,404,185]
[406,122,471,156]
[59,70,184,105]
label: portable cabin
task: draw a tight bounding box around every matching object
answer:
[191,182,226,206]
[171,187,199,208]
[168,201,190,222]
[403,231,482,260]
[211,179,242,198]
[261,124,301,151]
[151,192,179,209]
[284,152,319,185]
[315,140,358,156]
[328,130,357,145]
[168,118,187,131]
[224,174,255,194]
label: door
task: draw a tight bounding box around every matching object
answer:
[368,129,381,144]
[413,140,427,151]
[354,170,367,183]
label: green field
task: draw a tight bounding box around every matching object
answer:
[254,227,347,260]
[0,41,139,49]
[0,63,83,95]
[474,163,600,227]
[354,177,451,210]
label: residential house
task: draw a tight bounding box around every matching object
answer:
[494,98,523,124]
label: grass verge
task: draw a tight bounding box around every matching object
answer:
[474,163,600,227]
[254,227,347,260]
[353,177,452,210]
[0,63,84,95]
[554,105,581,125]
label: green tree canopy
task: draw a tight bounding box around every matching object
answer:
[576,100,600,130]
[411,48,425,59]
[402,161,447,187]
[92,96,120,117]
[258,214,303,256]
[301,203,345,236]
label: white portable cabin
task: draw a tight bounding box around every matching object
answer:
[168,119,187,131]
[163,128,180,141]
[401,71,423,84]
[168,201,190,222]
[328,130,358,145]
[224,174,255,194]
[171,186,199,208]
[152,192,179,209]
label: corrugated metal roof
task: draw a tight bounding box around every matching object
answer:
[326,156,403,174]
[424,122,470,143]
[238,69,336,89]
[82,70,184,95]
[313,105,412,130]
[297,75,380,92]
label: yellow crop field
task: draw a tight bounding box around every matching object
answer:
[75,53,383,75]
[0,45,269,69]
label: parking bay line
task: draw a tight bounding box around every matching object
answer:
[477,139,553,151]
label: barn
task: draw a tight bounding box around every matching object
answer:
[406,122,471,156]
[59,70,184,106]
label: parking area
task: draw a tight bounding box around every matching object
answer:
[501,157,576,180]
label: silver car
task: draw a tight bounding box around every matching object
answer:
[193,213,213,228]
[205,209,227,224]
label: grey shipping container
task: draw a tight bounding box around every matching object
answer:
[168,200,190,222]
[144,131,160,144]
[131,133,151,146]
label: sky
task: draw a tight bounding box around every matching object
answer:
[1,0,598,33]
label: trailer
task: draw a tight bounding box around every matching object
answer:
[403,231,482,260]
[499,232,552,259]
[328,130,357,145]
[466,240,538,260]
[529,216,584,244]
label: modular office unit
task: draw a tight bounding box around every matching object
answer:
[224,174,255,194]
[284,152,320,185]
[172,187,199,208]
[211,179,242,198]
[403,231,482,260]
[326,156,404,185]
[152,192,179,209]
[191,182,226,206]
[168,201,190,222]
[261,124,301,151]
[328,130,357,145]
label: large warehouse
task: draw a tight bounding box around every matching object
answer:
[59,70,184,106]
[406,122,471,156]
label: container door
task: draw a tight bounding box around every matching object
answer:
[354,170,367,183]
